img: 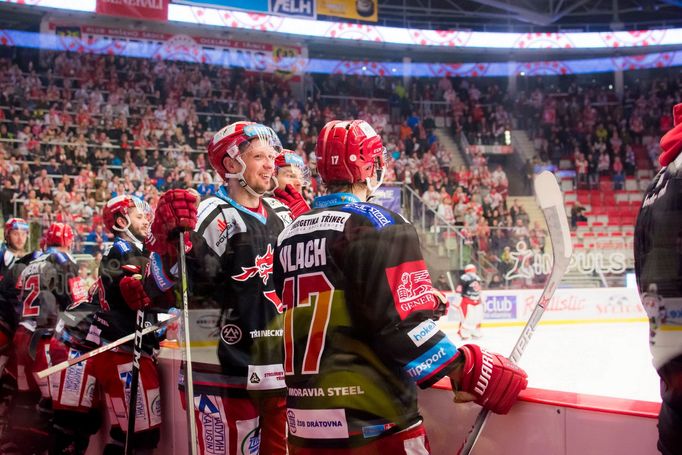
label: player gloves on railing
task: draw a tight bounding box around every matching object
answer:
[453,344,528,415]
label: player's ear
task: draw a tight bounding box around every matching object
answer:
[223,156,240,173]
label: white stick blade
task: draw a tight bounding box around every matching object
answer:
[534,171,573,260]
[534,171,563,209]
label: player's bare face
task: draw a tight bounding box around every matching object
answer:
[127,207,150,242]
[8,229,27,252]
[242,139,277,194]
[277,165,304,193]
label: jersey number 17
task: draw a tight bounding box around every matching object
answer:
[282,272,334,375]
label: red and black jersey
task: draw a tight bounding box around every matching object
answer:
[82,237,158,354]
[147,187,289,397]
[0,250,41,342]
[17,249,86,335]
[273,193,460,448]
[635,156,682,370]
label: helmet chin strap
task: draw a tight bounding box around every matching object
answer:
[225,155,273,199]
[365,163,386,200]
[113,217,144,251]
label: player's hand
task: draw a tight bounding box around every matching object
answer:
[146,189,199,259]
[120,274,152,311]
[431,289,449,318]
[453,344,528,414]
[274,184,310,219]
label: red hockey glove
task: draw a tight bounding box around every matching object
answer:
[274,184,310,219]
[120,275,152,310]
[454,344,528,415]
[147,189,199,259]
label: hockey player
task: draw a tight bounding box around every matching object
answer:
[634,102,682,455]
[457,264,484,339]
[264,150,312,224]
[146,121,294,454]
[0,218,29,271]
[275,151,310,195]
[1,222,88,454]
[273,120,528,454]
[0,218,30,370]
[50,195,157,454]
[0,218,38,439]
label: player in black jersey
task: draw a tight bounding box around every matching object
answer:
[50,194,157,455]
[0,218,38,441]
[273,120,528,454]
[146,121,299,454]
[2,222,87,454]
[635,103,682,455]
[0,218,30,372]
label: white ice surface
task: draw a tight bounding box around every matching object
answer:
[442,321,662,403]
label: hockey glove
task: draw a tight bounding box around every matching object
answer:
[454,344,528,415]
[120,275,152,311]
[146,189,199,260]
[274,184,310,219]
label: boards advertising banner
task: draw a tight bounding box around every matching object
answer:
[317,0,377,22]
[96,0,169,21]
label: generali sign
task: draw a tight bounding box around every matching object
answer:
[96,0,169,21]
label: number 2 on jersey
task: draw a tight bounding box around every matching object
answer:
[282,272,334,375]
[22,274,40,317]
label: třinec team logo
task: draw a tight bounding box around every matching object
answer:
[231,244,275,285]
[230,244,283,312]
[220,324,242,345]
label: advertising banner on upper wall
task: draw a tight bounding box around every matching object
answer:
[96,0,169,21]
[172,0,268,13]
[317,0,377,22]
[43,23,306,75]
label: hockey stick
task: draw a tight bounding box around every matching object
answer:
[125,307,145,455]
[36,314,179,379]
[179,234,198,455]
[458,171,573,455]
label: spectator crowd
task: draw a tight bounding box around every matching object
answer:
[0,48,677,287]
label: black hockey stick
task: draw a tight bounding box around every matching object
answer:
[124,307,145,455]
[179,234,198,455]
[458,171,573,455]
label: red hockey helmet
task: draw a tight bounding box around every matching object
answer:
[208,121,282,178]
[5,217,29,233]
[275,150,311,187]
[315,120,386,186]
[43,222,74,249]
[103,195,151,234]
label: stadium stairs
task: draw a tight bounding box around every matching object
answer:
[434,128,467,170]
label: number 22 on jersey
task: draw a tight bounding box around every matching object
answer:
[282,272,334,375]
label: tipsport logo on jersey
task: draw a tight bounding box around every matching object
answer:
[385,260,437,319]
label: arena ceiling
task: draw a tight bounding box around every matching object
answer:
[377,0,682,31]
